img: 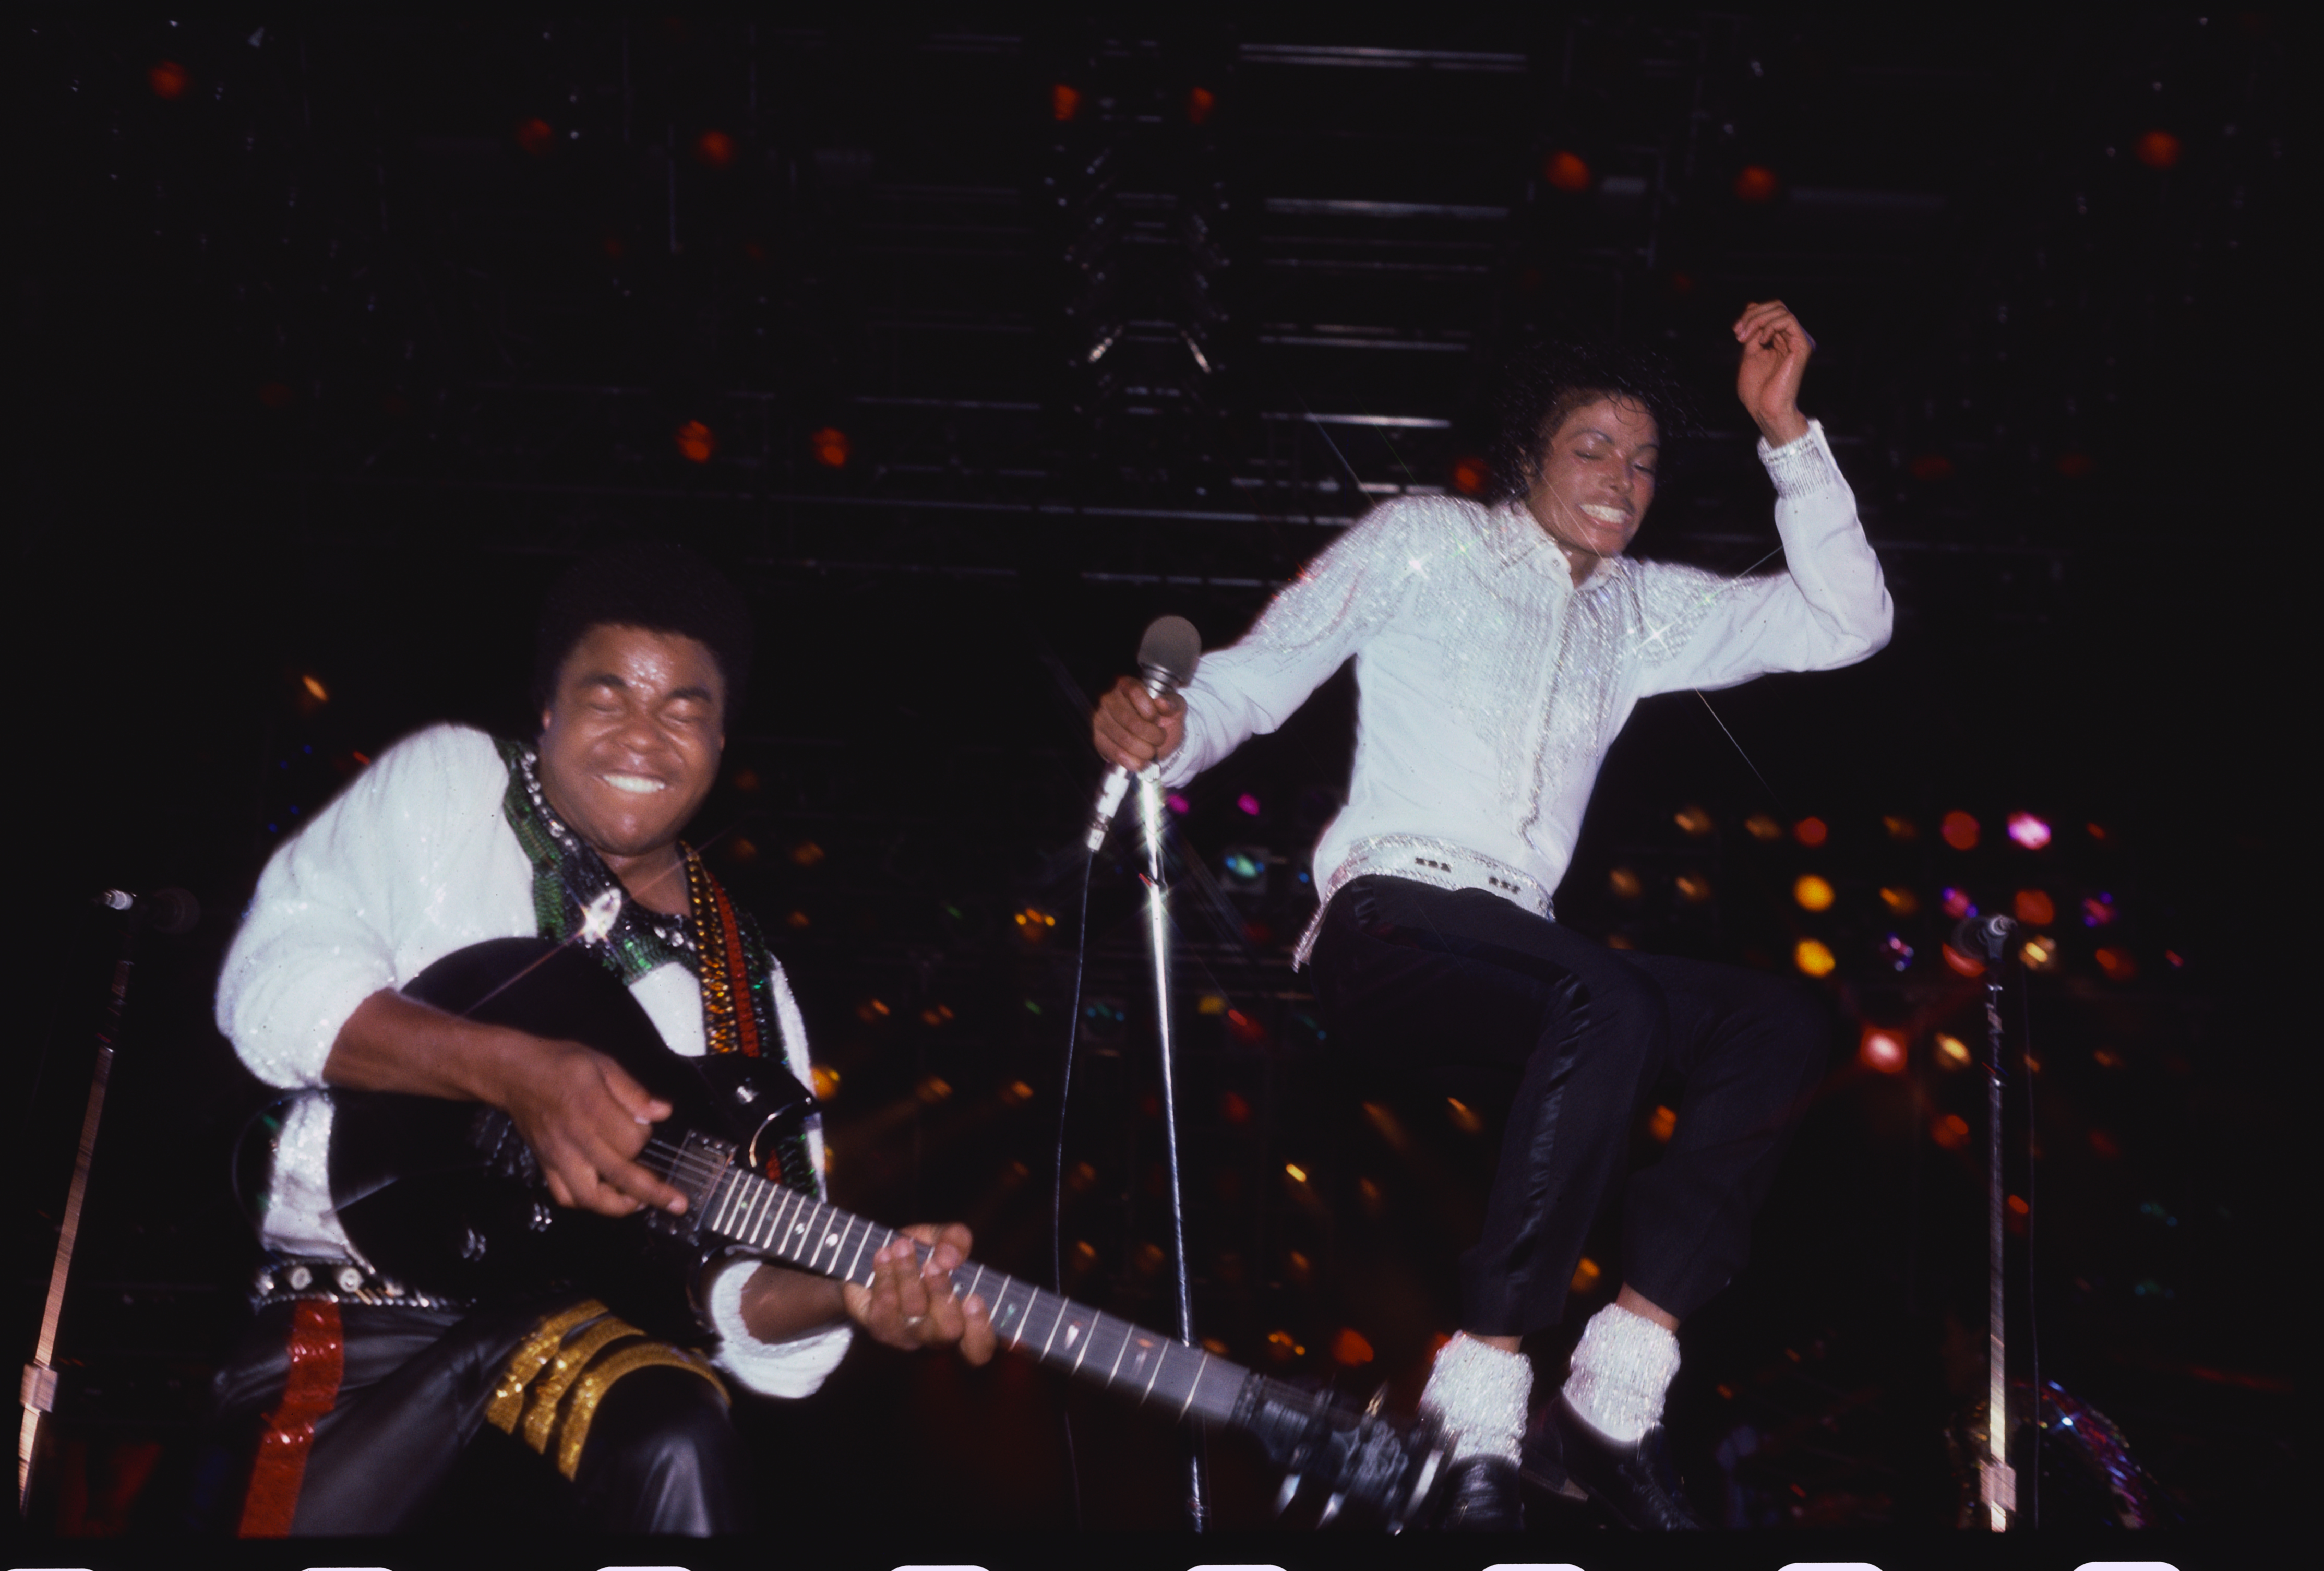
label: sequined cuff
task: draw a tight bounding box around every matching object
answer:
[1561,1304,1681,1443]
[1758,419,1842,501]
[1419,1332,1532,1466]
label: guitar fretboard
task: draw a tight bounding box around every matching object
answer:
[682,1147,1248,1427]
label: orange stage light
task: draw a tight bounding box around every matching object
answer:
[1542,150,1592,193]
[2135,130,2182,170]
[2094,946,2138,982]
[1793,874,1836,912]
[674,420,716,463]
[2014,889,2056,925]
[1647,1105,1677,1142]
[1745,813,1783,842]
[1451,456,1489,495]
[1883,814,1919,841]
[1879,886,1920,917]
[515,117,555,157]
[1609,866,1643,899]
[1942,943,1986,978]
[1051,83,1081,122]
[1676,872,1714,904]
[809,1064,840,1099]
[1187,87,1217,126]
[1570,1257,1603,1293]
[1940,811,1980,851]
[1793,816,1829,847]
[301,674,329,702]
[810,426,850,468]
[2020,935,2059,972]
[1332,1328,1375,1366]
[1932,1113,1970,1150]
[149,61,188,101]
[1793,939,1837,978]
[693,129,736,168]
[1733,164,1780,202]
[1675,804,1715,837]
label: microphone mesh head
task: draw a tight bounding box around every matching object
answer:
[1136,615,1202,691]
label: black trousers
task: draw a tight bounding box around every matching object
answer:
[205,1298,751,1535]
[1309,876,1830,1336]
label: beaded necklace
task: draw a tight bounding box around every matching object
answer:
[495,738,776,1061]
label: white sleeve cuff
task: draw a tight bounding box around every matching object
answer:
[703,1256,854,1399]
[1757,419,1844,501]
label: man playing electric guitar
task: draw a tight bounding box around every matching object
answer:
[211,541,995,1534]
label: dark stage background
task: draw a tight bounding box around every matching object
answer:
[14,13,2295,1555]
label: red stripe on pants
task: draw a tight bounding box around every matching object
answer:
[236,1300,346,1537]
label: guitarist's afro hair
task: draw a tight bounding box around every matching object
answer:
[533,540,755,722]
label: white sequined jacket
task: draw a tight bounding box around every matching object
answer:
[1161,421,1891,949]
[215,723,852,1397]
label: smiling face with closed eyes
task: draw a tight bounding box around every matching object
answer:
[1523,395,1661,584]
[536,623,725,911]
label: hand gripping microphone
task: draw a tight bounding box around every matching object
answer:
[1086,615,1202,852]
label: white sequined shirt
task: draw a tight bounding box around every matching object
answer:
[215,723,851,1398]
[1162,421,1892,940]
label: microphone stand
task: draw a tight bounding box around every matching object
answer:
[1137,767,1209,1531]
[1973,917,2019,1531]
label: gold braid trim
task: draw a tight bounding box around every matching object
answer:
[552,1344,730,1480]
[521,1315,644,1454]
[485,1301,609,1434]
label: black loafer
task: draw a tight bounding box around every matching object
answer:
[1548,1396,1702,1530]
[1435,1455,1525,1531]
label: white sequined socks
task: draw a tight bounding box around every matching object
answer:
[1419,1333,1534,1465]
[1560,1304,1681,1444]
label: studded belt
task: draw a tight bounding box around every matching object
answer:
[251,1255,471,1312]
[1292,833,1555,969]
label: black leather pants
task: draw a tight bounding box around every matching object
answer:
[205,1298,751,1535]
[1310,876,1831,1335]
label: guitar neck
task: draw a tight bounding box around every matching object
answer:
[699,1159,1251,1427]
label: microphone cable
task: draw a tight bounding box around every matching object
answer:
[1047,839,1097,1529]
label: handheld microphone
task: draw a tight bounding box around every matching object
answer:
[1951,911,2017,963]
[94,887,201,935]
[1087,616,1202,852]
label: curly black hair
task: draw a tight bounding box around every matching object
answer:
[1480,336,1694,507]
[532,539,755,722]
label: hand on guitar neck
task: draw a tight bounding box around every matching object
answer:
[737,1224,996,1363]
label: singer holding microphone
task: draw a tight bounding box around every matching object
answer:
[1093,303,1891,1530]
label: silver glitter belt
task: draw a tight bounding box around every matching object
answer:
[251,1255,471,1312]
[1292,833,1554,968]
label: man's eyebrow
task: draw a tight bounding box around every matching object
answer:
[1574,427,1661,450]
[575,672,627,692]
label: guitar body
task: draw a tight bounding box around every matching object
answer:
[318,937,816,1340]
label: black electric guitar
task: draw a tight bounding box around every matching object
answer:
[242,938,1445,1528]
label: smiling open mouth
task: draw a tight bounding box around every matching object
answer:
[600,773,668,795]
[1579,504,1632,527]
